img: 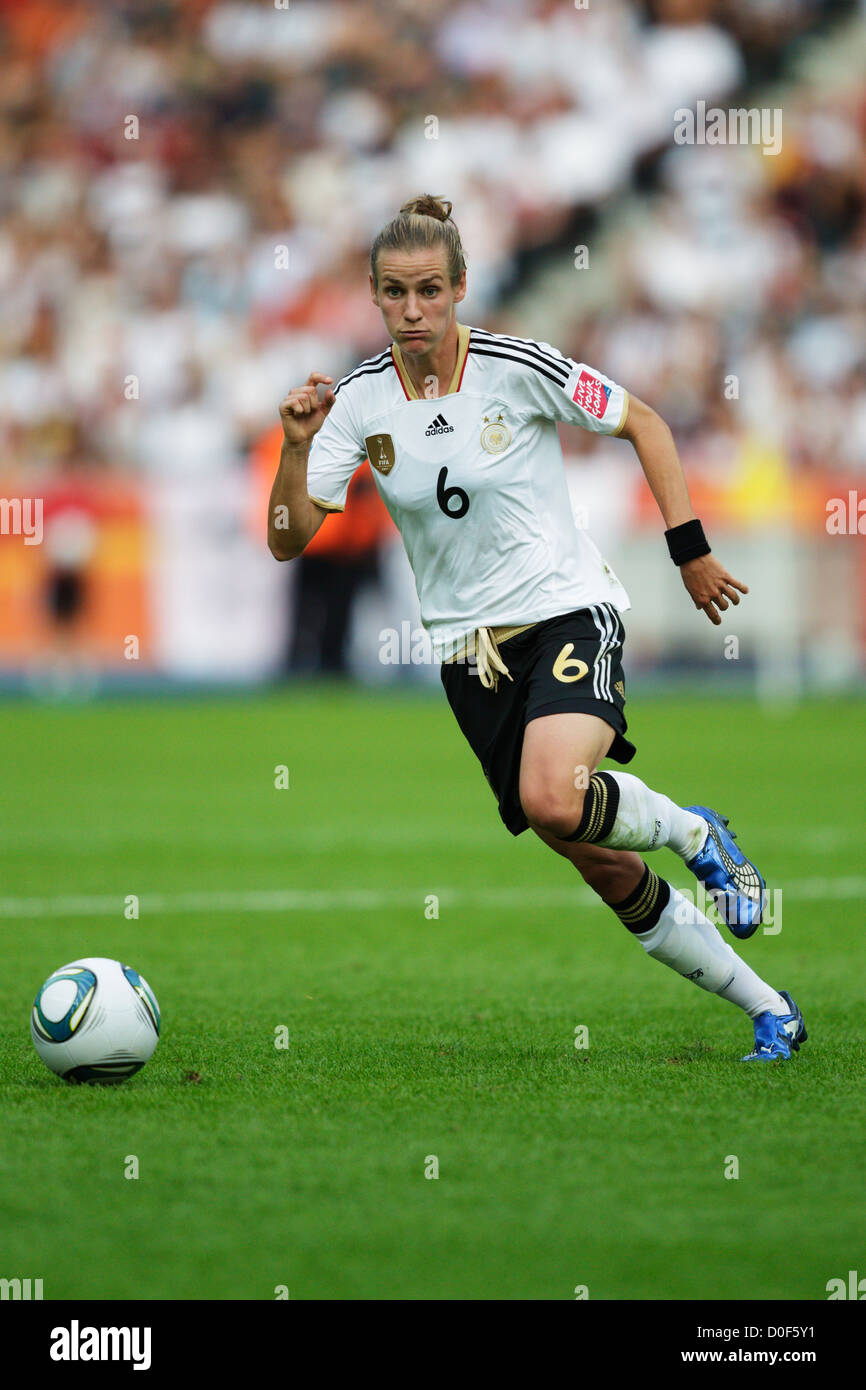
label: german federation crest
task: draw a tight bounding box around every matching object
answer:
[480,413,510,453]
[365,434,396,475]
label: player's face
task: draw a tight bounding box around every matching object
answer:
[371,250,466,355]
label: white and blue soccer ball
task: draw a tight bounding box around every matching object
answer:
[31,957,160,1084]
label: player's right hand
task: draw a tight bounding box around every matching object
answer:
[279,373,335,446]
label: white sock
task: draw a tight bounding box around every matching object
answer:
[597,772,707,860]
[635,886,787,1019]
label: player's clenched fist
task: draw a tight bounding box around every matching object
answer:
[279,372,336,446]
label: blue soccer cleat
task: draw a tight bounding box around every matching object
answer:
[741,990,807,1062]
[684,805,767,938]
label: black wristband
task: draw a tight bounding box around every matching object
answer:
[665,519,711,566]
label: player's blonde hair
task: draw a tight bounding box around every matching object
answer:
[370,194,467,290]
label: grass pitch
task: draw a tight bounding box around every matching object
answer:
[0,687,863,1300]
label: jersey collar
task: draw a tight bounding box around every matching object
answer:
[391,322,471,400]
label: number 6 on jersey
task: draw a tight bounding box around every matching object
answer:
[437,466,470,519]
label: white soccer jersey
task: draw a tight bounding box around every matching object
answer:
[305,322,631,660]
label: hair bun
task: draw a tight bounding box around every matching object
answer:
[399,194,453,222]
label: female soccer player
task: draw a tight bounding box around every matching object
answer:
[268,195,806,1064]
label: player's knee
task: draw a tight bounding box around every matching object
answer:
[521,785,584,840]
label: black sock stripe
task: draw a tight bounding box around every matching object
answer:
[563,772,620,843]
[610,865,672,934]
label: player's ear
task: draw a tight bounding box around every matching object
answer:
[452,270,467,304]
[369,272,379,306]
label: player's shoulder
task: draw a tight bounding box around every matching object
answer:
[466,326,575,386]
[332,346,394,403]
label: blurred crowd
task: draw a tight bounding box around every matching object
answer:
[1,0,864,495]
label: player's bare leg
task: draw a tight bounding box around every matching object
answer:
[533,832,644,904]
[520,710,707,856]
[520,712,805,1060]
[519,711,766,934]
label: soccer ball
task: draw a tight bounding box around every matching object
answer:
[31,957,160,1084]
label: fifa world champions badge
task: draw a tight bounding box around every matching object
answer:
[365,434,396,475]
[480,412,511,453]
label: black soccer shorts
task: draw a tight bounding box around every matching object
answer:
[440,603,636,837]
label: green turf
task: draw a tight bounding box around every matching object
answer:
[1,688,864,1300]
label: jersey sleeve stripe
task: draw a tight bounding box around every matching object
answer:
[469,328,572,378]
[467,344,571,387]
[333,352,392,397]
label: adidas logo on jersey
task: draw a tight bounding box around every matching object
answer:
[425,413,454,436]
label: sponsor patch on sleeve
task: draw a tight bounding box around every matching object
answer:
[572,370,611,420]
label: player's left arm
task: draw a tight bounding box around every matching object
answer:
[618,394,748,626]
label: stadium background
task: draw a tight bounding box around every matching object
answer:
[2,0,866,1305]
[1,0,864,692]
